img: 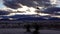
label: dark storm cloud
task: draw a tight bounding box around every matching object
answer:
[3,0,22,9]
[41,7,60,15]
[0,10,10,15]
[3,0,51,9]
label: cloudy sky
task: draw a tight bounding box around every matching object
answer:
[0,0,60,18]
[0,0,60,8]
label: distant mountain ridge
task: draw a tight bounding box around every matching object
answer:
[0,14,60,21]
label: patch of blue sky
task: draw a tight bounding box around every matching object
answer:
[0,3,5,8]
[0,0,5,8]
